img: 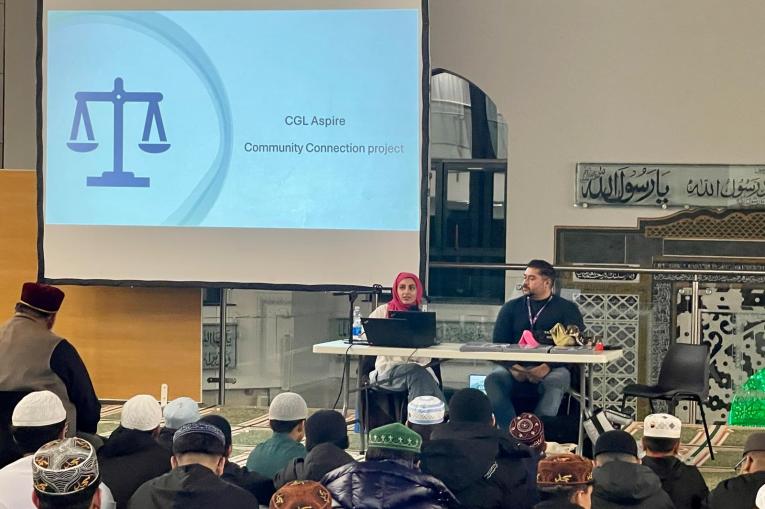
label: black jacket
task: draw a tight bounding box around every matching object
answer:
[128,463,257,509]
[274,442,355,489]
[642,456,708,509]
[97,426,172,509]
[704,471,765,509]
[221,459,275,504]
[321,458,458,509]
[592,461,675,509]
[420,420,538,509]
[535,500,583,509]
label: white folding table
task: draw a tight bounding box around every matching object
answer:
[313,340,624,454]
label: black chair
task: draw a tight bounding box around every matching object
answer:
[357,356,443,433]
[620,342,714,459]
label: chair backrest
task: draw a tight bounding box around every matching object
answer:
[657,343,710,399]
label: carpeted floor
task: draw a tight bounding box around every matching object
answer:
[97,404,764,488]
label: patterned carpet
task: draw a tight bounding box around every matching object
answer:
[97,404,764,488]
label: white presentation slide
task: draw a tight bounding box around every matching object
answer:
[40,0,427,287]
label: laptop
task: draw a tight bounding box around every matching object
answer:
[469,374,487,394]
[361,311,437,348]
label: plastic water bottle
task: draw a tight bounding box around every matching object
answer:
[352,306,362,339]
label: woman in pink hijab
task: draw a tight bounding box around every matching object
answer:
[367,272,445,403]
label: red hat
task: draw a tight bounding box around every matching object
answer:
[270,481,332,509]
[19,282,65,314]
[537,453,593,487]
[510,412,545,454]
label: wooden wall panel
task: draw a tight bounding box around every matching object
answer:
[0,170,201,400]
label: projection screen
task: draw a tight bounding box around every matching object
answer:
[39,0,428,289]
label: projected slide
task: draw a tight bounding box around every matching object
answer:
[45,9,419,231]
[41,1,425,286]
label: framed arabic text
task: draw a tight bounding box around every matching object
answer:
[202,323,237,369]
[576,163,765,209]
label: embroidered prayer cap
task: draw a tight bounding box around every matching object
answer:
[163,397,201,429]
[643,413,682,439]
[269,480,332,509]
[32,438,99,495]
[510,412,545,454]
[407,396,445,425]
[12,391,66,427]
[269,392,308,421]
[172,422,226,456]
[368,422,422,453]
[19,282,65,314]
[121,395,162,431]
[536,453,593,487]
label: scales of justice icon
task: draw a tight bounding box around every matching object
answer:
[67,77,170,187]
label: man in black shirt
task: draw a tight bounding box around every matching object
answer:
[486,260,584,429]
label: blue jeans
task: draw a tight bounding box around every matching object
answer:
[484,365,571,429]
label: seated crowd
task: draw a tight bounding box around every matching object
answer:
[2,387,765,509]
[2,283,765,509]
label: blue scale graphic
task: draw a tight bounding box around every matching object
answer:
[67,77,170,187]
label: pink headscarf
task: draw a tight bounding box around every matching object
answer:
[386,272,424,315]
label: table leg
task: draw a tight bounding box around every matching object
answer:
[577,364,586,455]
[587,364,594,412]
[601,363,607,410]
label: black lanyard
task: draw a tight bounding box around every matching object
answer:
[526,295,553,328]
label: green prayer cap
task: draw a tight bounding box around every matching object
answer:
[368,422,422,453]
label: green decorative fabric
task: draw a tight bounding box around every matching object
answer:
[728,369,765,427]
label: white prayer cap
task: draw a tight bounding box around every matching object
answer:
[407,396,446,425]
[121,395,162,431]
[269,392,308,421]
[163,397,201,430]
[12,391,66,427]
[756,484,765,509]
[643,413,682,439]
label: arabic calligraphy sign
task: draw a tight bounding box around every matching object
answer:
[576,163,765,208]
[202,323,237,369]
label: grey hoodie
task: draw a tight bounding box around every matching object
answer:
[592,460,675,509]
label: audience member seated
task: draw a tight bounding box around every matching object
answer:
[321,422,457,509]
[366,272,445,403]
[270,480,333,509]
[0,391,115,509]
[200,414,276,503]
[31,437,105,509]
[247,392,308,478]
[591,430,673,509]
[510,412,547,458]
[705,432,765,509]
[486,260,584,429]
[535,453,594,509]
[640,413,707,509]
[0,283,101,439]
[157,396,200,451]
[420,388,537,509]
[406,395,445,442]
[98,394,171,509]
[128,422,257,508]
[274,409,354,489]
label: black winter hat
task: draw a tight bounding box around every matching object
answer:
[305,410,348,451]
[594,430,638,458]
[448,388,493,423]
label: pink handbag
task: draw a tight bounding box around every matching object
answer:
[518,329,540,348]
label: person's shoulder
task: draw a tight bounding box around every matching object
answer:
[370,304,388,318]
